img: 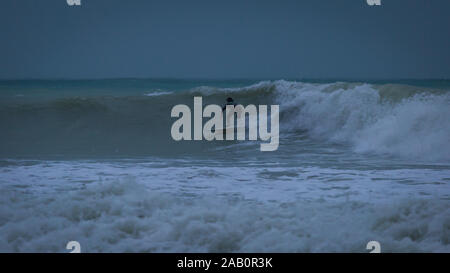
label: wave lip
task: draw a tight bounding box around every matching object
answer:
[144,91,173,96]
[271,81,450,162]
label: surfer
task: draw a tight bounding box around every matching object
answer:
[222,97,236,111]
[222,97,240,135]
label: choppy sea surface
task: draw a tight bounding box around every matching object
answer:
[0,79,449,252]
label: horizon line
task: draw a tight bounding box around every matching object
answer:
[1,77,449,81]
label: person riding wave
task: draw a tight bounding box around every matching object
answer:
[222,97,236,111]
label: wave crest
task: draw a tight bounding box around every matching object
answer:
[272,81,450,161]
[0,80,449,161]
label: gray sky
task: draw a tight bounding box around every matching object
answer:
[1,0,449,79]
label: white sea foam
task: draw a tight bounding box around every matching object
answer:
[271,81,450,162]
[144,91,173,96]
[0,161,448,252]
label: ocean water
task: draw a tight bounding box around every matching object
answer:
[0,79,449,252]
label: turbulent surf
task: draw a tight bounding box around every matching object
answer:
[0,79,449,252]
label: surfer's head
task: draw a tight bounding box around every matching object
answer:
[226,97,234,103]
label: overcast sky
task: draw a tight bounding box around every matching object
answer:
[1,0,449,79]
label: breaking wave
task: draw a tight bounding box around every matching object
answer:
[0,80,449,161]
